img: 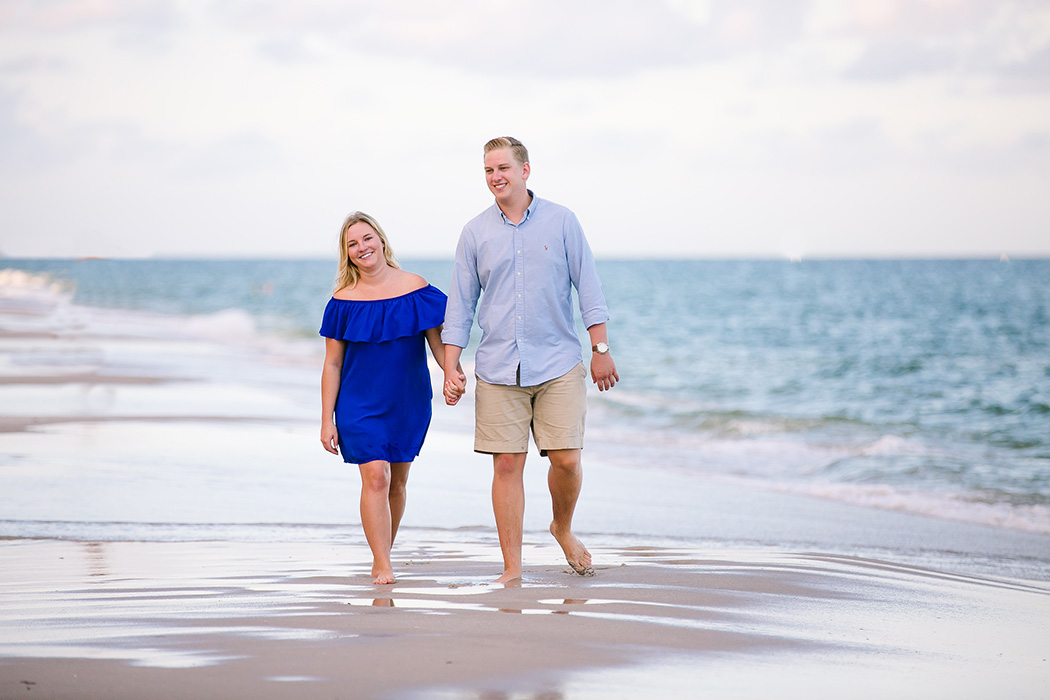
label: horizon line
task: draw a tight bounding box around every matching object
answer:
[2,253,1048,263]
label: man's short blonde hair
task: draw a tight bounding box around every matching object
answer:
[484,136,529,166]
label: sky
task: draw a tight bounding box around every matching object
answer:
[1,0,1049,260]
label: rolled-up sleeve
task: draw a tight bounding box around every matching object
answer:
[565,213,610,329]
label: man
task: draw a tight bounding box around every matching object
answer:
[442,136,618,583]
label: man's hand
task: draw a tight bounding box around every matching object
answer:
[590,353,619,391]
[443,367,466,406]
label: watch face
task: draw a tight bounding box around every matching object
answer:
[595,342,609,353]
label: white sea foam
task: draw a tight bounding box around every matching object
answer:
[184,309,257,341]
[0,268,73,298]
[590,420,1050,534]
[859,434,932,456]
[764,479,1050,535]
[0,268,74,319]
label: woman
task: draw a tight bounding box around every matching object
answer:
[320,211,463,584]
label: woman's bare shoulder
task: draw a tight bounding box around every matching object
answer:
[331,284,357,300]
[331,271,427,301]
[397,270,429,292]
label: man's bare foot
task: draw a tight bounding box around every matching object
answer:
[550,522,594,576]
[495,569,522,585]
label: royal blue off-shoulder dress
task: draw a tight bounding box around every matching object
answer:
[319,285,447,465]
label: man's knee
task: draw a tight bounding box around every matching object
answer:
[547,449,581,473]
[493,453,526,479]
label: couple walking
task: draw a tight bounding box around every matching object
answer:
[319,137,619,584]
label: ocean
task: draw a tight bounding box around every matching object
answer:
[2,257,1048,537]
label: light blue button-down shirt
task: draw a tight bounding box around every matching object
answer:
[442,192,610,387]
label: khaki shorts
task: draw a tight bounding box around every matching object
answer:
[474,363,587,455]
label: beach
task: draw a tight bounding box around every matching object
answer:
[4,538,1049,700]
[1,264,1049,698]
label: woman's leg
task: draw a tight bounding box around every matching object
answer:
[358,460,395,584]
[388,462,412,545]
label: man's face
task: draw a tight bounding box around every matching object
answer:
[484,147,530,204]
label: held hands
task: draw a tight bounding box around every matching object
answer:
[443,366,466,406]
[590,352,619,391]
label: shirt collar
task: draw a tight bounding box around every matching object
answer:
[498,190,536,226]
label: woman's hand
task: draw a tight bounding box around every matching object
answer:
[321,422,340,455]
[443,367,466,406]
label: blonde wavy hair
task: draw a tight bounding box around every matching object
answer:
[334,211,400,291]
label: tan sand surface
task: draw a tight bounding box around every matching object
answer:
[1,538,1048,699]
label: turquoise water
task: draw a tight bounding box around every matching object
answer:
[4,258,1048,532]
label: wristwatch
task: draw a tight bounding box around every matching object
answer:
[592,342,610,355]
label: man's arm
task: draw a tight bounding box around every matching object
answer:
[587,322,618,391]
[441,229,479,406]
[442,344,466,405]
[563,212,616,389]
[563,212,611,332]
[442,231,481,349]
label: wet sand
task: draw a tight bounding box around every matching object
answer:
[2,537,1048,700]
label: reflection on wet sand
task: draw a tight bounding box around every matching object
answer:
[83,542,109,579]
[2,540,1048,700]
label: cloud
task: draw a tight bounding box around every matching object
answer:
[0,0,178,33]
[844,39,956,81]
[255,37,317,65]
[2,0,1049,258]
[211,0,814,78]
[835,0,1050,90]
[173,132,288,178]
[996,45,1050,93]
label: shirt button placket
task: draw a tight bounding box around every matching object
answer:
[514,228,525,382]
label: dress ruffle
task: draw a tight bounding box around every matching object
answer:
[319,285,447,343]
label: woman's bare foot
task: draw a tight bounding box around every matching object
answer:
[371,562,396,585]
[550,522,594,576]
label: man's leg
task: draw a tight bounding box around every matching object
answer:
[547,448,593,575]
[492,452,527,583]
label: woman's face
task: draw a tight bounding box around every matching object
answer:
[345,221,385,270]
